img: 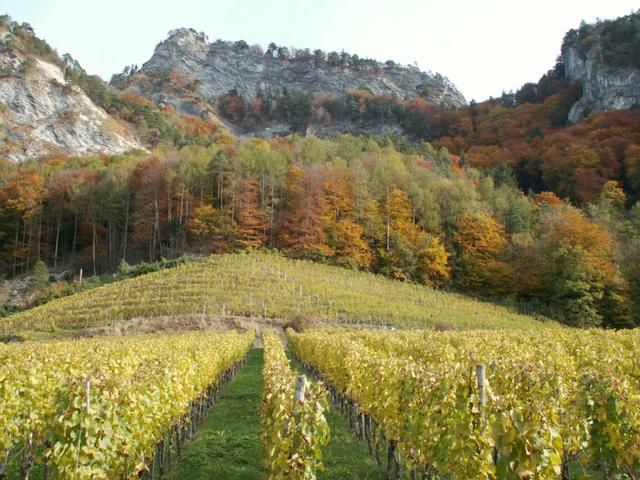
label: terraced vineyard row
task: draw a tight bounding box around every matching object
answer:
[4,251,552,336]
[0,330,254,479]
[287,328,640,479]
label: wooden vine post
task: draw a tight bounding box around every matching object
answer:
[476,363,486,418]
[85,379,91,413]
[295,375,307,402]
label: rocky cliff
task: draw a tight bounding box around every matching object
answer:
[0,21,143,162]
[563,45,640,123]
[561,12,640,123]
[113,28,466,134]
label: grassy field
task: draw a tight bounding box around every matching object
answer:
[3,251,555,338]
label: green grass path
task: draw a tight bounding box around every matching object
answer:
[315,388,385,480]
[169,348,384,479]
[168,348,264,480]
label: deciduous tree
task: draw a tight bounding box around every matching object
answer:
[235,178,267,248]
[188,204,236,252]
[280,166,332,256]
[453,213,512,295]
[415,236,450,287]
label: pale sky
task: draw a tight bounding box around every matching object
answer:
[1,0,638,102]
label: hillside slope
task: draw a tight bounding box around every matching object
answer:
[3,251,554,338]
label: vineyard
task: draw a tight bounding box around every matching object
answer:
[4,254,639,479]
[0,330,254,479]
[1,323,639,479]
[3,251,553,337]
[288,328,640,479]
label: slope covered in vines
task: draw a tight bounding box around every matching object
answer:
[2,251,554,338]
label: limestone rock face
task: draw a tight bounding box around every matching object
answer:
[0,48,143,161]
[563,44,640,123]
[117,28,466,110]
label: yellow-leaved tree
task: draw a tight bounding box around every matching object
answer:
[416,236,450,287]
[280,166,333,257]
[380,187,450,285]
[453,212,512,295]
[188,204,236,252]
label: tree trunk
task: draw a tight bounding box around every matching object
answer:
[269,183,275,245]
[122,193,129,261]
[12,215,19,277]
[72,211,78,257]
[54,212,61,268]
[107,220,112,266]
[179,186,185,225]
[91,217,97,277]
[36,211,42,261]
[185,189,190,224]
[154,192,161,260]
[25,218,31,273]
[385,185,390,251]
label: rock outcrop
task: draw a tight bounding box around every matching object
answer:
[561,12,640,123]
[114,28,466,115]
[0,29,143,161]
[563,45,640,123]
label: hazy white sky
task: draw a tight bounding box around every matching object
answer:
[1,0,638,101]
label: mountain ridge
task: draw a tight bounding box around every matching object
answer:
[110,27,467,137]
[1,12,640,160]
[115,27,466,106]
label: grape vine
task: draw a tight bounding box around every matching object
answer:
[0,330,254,479]
[260,333,329,480]
[287,328,640,479]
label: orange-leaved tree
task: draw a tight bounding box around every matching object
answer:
[188,204,236,252]
[323,167,372,268]
[515,205,616,326]
[235,178,267,248]
[280,166,333,257]
[332,218,373,269]
[0,168,46,274]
